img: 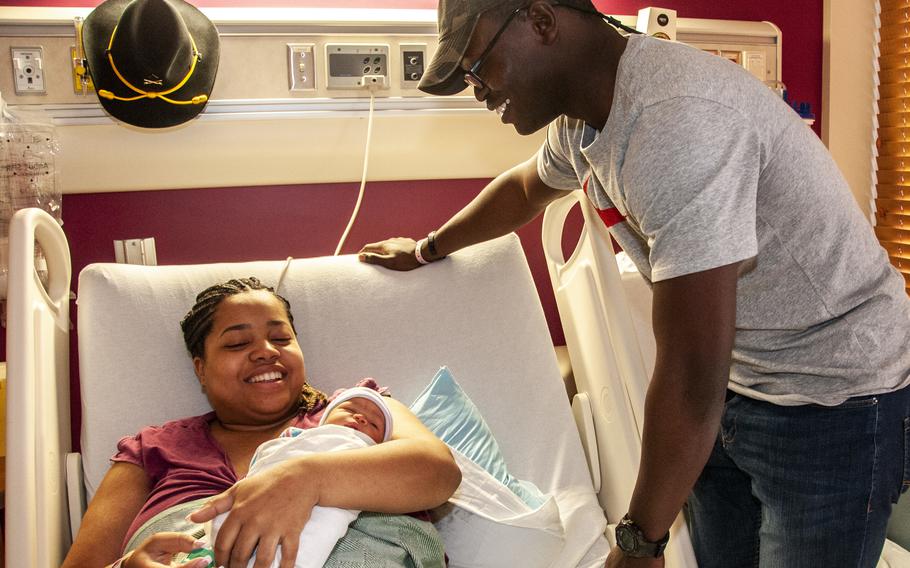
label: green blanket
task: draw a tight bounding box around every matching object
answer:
[126,500,445,568]
[325,512,446,568]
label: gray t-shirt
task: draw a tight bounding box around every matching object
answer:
[537,34,910,406]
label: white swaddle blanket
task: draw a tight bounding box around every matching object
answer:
[211,425,374,568]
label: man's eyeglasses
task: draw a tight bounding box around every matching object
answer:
[462,3,641,92]
[463,6,525,92]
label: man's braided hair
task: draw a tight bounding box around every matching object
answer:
[180,277,327,412]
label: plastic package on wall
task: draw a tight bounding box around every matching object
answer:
[0,102,62,302]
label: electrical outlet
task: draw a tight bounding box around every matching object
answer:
[11,46,46,95]
[287,43,316,91]
[325,44,389,90]
[400,44,427,90]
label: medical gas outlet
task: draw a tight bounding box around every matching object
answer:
[11,46,46,95]
[325,44,390,90]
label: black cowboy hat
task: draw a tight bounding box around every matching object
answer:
[82,0,219,128]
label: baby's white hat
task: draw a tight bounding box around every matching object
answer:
[319,386,394,442]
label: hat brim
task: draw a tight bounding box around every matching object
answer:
[82,0,220,129]
[418,14,481,97]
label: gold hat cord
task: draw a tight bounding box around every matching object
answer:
[98,24,208,105]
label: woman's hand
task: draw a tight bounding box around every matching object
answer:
[188,458,321,568]
[358,237,423,271]
[605,546,665,568]
[121,533,208,568]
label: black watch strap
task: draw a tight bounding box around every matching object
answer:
[427,230,445,258]
[615,514,669,558]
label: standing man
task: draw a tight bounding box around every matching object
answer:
[359,1,910,567]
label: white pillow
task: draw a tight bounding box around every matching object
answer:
[435,449,566,568]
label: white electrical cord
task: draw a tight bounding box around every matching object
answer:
[334,91,376,256]
[275,256,294,295]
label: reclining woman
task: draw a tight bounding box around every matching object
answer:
[62,277,462,568]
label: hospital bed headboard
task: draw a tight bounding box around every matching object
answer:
[76,233,596,509]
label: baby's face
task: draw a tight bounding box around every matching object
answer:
[324,396,386,443]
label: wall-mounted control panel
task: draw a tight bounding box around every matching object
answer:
[0,15,780,106]
[325,43,390,90]
[400,43,427,90]
[287,43,316,91]
[11,46,46,95]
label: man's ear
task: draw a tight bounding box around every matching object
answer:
[527,0,559,45]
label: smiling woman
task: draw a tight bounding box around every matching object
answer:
[61,277,460,568]
[190,284,310,430]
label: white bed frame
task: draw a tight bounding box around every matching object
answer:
[6,204,909,567]
[5,208,73,567]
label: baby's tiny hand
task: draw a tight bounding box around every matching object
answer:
[124,532,206,568]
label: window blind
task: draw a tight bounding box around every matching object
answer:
[876,0,910,293]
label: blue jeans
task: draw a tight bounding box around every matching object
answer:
[687,385,910,568]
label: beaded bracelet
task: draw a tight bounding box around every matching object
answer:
[414,238,430,265]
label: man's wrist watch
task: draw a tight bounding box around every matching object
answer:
[615,514,669,558]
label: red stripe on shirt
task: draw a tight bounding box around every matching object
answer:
[583,177,625,228]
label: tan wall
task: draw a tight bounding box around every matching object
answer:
[822,0,877,220]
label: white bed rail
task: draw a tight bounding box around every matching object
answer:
[542,191,697,568]
[6,207,72,568]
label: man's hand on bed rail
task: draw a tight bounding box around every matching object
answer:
[358,237,429,271]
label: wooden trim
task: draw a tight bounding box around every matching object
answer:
[882,240,910,259]
[881,0,910,13]
[878,96,910,113]
[872,125,910,141]
[879,36,910,55]
[875,185,910,200]
[876,111,910,127]
[877,67,910,85]
[879,83,910,99]
[875,225,910,243]
[874,168,910,183]
[875,197,910,213]
[880,21,910,42]
[875,156,910,172]
[875,210,910,227]
[877,140,910,156]
[878,52,910,70]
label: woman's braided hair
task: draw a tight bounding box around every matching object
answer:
[180,277,327,412]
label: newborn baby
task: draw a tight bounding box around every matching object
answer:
[209,387,394,568]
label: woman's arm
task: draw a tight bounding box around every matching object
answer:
[62,462,150,567]
[191,399,461,568]
[315,397,462,510]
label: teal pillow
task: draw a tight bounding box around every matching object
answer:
[409,366,546,509]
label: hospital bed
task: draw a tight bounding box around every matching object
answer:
[6,203,910,567]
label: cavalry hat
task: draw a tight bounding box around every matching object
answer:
[82,0,219,128]
[419,0,594,96]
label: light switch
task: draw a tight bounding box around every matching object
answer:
[114,238,157,265]
[288,43,316,91]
